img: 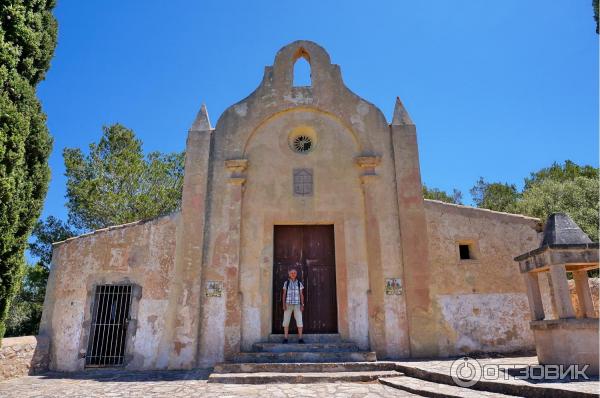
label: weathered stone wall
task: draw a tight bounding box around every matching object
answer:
[39,214,178,371]
[0,336,49,381]
[424,200,542,356]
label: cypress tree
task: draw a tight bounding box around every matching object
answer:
[0,0,57,341]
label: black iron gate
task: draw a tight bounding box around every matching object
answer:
[85,284,133,367]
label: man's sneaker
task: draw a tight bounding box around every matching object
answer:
[298,339,305,344]
[282,338,288,344]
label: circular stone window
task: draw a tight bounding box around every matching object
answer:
[288,126,317,154]
[292,135,313,153]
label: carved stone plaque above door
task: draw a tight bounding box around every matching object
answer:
[293,168,313,196]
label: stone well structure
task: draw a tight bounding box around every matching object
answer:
[514,213,599,375]
[40,40,544,371]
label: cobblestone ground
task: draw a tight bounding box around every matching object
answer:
[0,369,419,398]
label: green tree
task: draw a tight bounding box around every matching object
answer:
[471,161,599,242]
[519,161,599,241]
[524,160,598,190]
[64,124,185,231]
[29,216,75,269]
[423,185,463,204]
[5,262,47,337]
[0,0,58,340]
[516,176,599,242]
[470,178,519,213]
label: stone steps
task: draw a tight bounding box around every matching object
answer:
[267,333,341,343]
[208,370,402,384]
[252,342,359,352]
[209,335,378,384]
[379,376,515,398]
[214,361,398,374]
[232,350,376,363]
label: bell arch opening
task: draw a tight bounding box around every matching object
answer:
[292,48,312,87]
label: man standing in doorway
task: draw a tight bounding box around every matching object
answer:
[282,268,305,344]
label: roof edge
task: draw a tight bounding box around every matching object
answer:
[424,199,542,223]
[52,212,180,247]
[514,242,600,262]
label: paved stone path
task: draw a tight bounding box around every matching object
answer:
[3,356,598,397]
[396,356,600,396]
[0,369,419,397]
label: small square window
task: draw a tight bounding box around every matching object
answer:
[459,244,471,260]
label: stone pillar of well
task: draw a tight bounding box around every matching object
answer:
[523,272,545,321]
[514,213,599,376]
[572,270,596,318]
[548,264,576,319]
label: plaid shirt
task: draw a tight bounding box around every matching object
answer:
[283,279,304,305]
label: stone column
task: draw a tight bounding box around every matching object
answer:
[222,159,248,360]
[541,272,559,319]
[523,272,545,321]
[356,156,386,354]
[573,270,596,318]
[549,264,576,319]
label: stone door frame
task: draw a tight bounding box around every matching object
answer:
[271,224,338,334]
[258,212,350,342]
[78,275,142,370]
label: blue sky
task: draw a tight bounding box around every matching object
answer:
[38,0,598,222]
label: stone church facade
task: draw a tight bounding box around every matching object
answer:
[39,41,543,371]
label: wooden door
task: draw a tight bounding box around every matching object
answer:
[272,225,337,334]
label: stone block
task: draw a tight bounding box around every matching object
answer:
[531,318,599,376]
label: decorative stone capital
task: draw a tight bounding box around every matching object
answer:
[356,156,381,169]
[225,159,248,185]
[225,159,248,173]
[356,156,381,184]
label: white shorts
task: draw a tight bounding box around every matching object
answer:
[282,304,303,327]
